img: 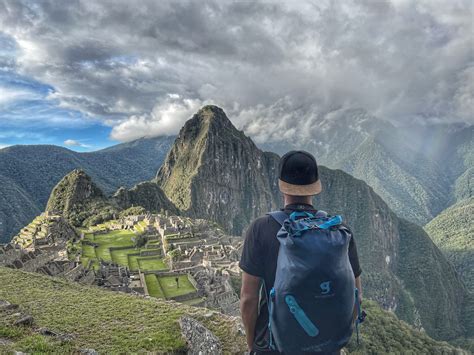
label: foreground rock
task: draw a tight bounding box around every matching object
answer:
[180,316,222,354]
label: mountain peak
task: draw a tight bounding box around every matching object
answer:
[46,169,104,215]
[180,105,237,139]
[156,106,280,234]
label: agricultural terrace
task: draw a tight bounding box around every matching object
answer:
[78,223,168,273]
[144,274,198,300]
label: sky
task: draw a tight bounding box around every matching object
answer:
[0,0,472,151]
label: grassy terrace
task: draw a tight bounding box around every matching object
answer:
[79,227,168,272]
[138,257,168,271]
[159,275,196,298]
[144,274,197,300]
[0,267,245,353]
[144,274,165,298]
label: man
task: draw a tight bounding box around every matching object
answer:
[239,150,362,355]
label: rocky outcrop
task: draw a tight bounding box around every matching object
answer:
[113,182,178,215]
[179,316,222,354]
[156,105,281,235]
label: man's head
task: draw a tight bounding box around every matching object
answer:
[278,150,321,204]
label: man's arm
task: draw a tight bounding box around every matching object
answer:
[240,271,261,351]
[353,276,362,322]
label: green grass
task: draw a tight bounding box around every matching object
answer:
[137,257,168,271]
[158,275,196,298]
[127,254,141,271]
[109,247,139,266]
[182,298,205,306]
[144,274,165,298]
[0,267,245,353]
[79,229,137,268]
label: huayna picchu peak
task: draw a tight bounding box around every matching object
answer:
[156,105,281,235]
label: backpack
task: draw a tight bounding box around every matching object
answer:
[266,210,362,354]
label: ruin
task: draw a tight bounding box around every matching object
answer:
[1,211,243,316]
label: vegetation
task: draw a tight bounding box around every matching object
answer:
[425,197,474,292]
[397,218,471,340]
[0,267,245,353]
[0,267,465,354]
[345,300,465,354]
[158,275,196,298]
[78,227,168,273]
[0,137,175,242]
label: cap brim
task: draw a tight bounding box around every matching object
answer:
[278,179,322,196]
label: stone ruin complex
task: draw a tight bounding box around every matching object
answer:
[1,211,244,317]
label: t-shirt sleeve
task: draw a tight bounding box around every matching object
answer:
[348,231,362,278]
[239,219,265,278]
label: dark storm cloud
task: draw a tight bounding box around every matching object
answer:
[0,0,472,141]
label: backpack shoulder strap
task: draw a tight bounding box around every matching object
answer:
[267,211,288,226]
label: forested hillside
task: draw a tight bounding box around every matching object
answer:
[0,136,174,242]
[425,197,474,293]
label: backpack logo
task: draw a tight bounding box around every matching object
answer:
[320,281,331,295]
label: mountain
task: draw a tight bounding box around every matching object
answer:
[315,167,469,341]
[156,105,281,235]
[113,182,178,215]
[0,136,175,242]
[151,105,471,343]
[257,108,473,225]
[337,135,451,224]
[425,197,474,293]
[46,169,119,227]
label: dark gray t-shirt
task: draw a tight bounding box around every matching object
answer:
[239,203,362,353]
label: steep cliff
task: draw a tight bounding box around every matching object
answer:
[156,105,281,234]
[316,167,469,340]
[113,182,178,215]
[425,197,474,293]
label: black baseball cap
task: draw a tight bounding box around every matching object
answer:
[278,150,322,196]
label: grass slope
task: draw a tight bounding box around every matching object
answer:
[425,197,474,293]
[0,267,466,354]
[0,267,245,354]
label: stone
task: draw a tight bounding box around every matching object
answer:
[79,349,98,354]
[12,259,23,269]
[13,315,34,326]
[0,300,19,311]
[179,316,222,355]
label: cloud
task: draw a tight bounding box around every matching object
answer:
[0,144,9,149]
[110,95,208,141]
[63,139,91,148]
[0,0,472,142]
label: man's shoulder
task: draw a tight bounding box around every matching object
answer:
[246,213,281,234]
[249,213,276,228]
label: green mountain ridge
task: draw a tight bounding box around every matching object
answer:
[0,136,175,242]
[258,111,473,225]
[338,135,451,224]
[425,197,474,294]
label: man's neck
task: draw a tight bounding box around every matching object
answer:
[283,195,313,206]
